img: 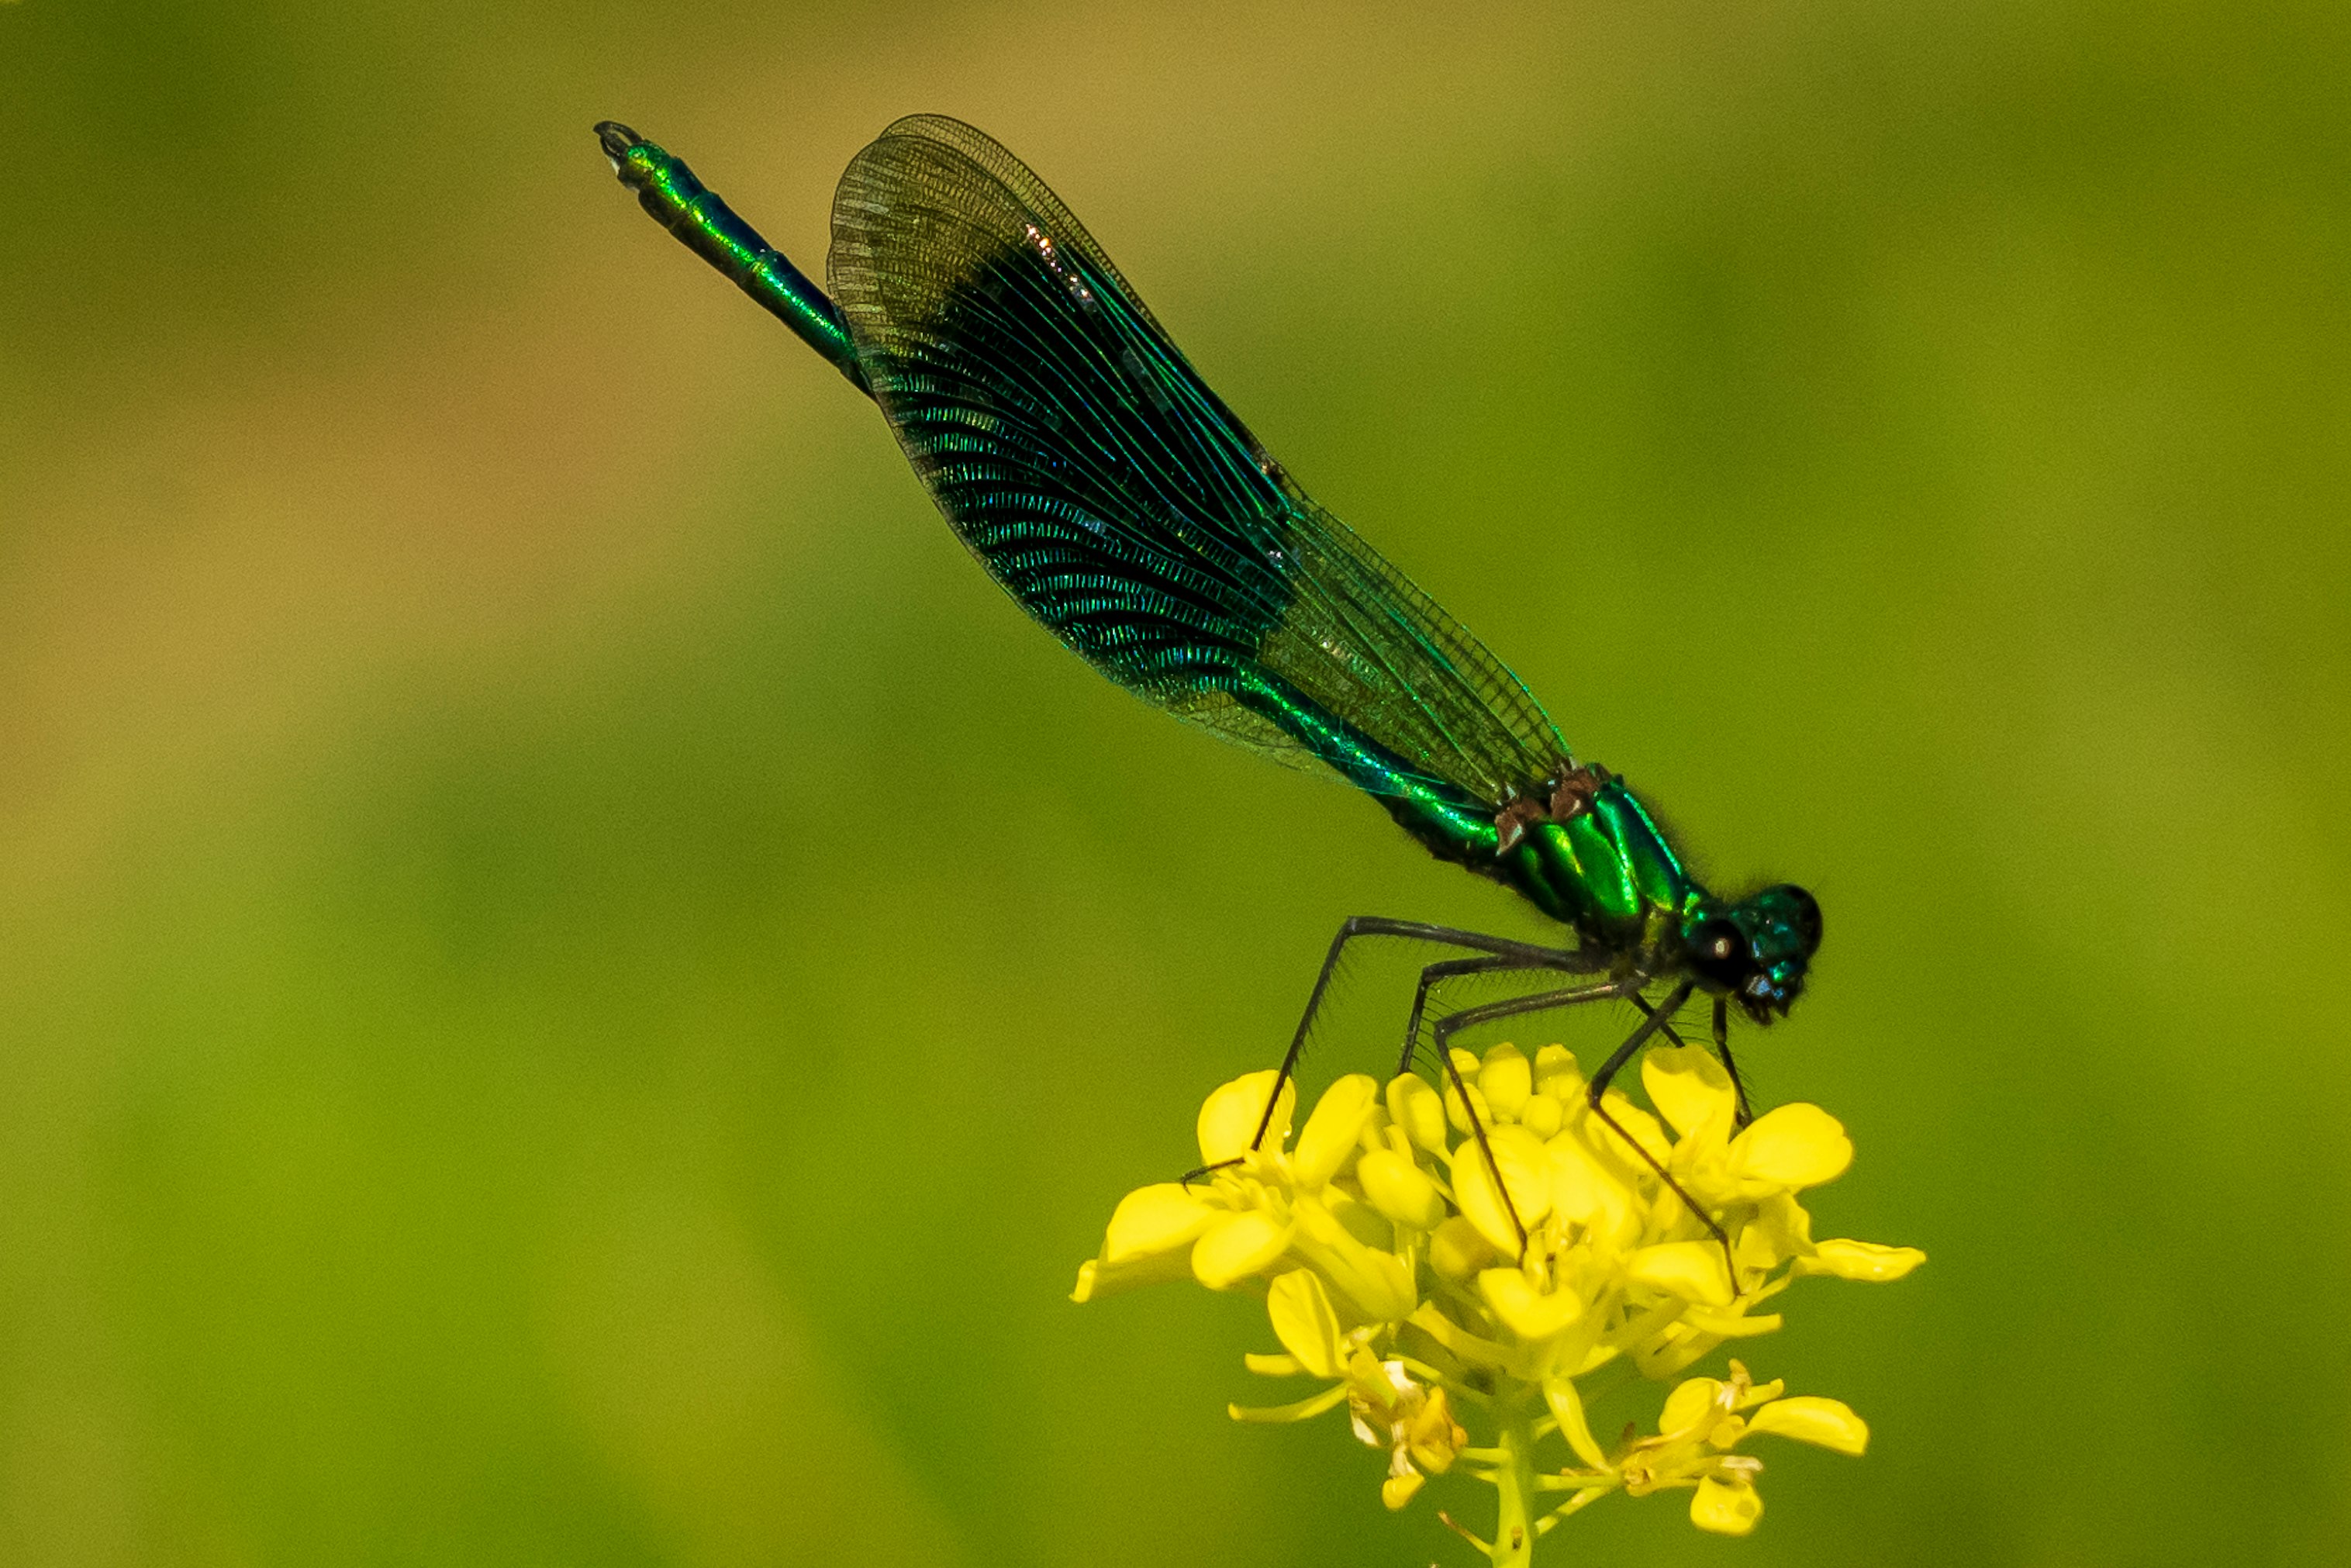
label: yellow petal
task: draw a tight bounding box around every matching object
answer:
[1747,1396,1869,1456]
[1659,1376,1724,1434]
[1732,1217,1783,1280]
[1547,1129,1640,1245]
[1192,1211,1293,1288]
[1102,1183,1218,1264]
[1542,1376,1613,1471]
[1071,1244,1197,1302]
[1345,1349,1404,1418]
[1243,1352,1302,1376]
[1518,1093,1564,1139]
[1444,1073,1494,1138]
[1198,1071,1293,1166]
[1643,1043,1738,1139]
[1449,1152,1517,1254]
[1690,1473,1763,1535]
[1356,1148,1447,1230]
[1229,1383,1352,1424]
[1629,1240,1735,1306]
[1295,1074,1381,1188]
[1680,1307,1784,1339]
[1428,1215,1500,1282]
[1729,1103,1852,1190]
[1381,1472,1425,1511]
[1478,1267,1583,1341]
[1801,1238,1928,1281]
[1731,1367,1783,1410]
[1293,1200,1419,1322]
[1750,1192,1816,1265]
[1451,1126,1551,1252]
[1593,1090,1673,1169]
[1407,1386,1466,1474]
[1386,1075,1449,1156]
[1488,1124,1553,1221]
[1479,1043,1532,1121]
[1532,1043,1583,1100]
[1322,1188,1395,1253]
[1349,1249,1420,1324]
[1266,1268,1346,1378]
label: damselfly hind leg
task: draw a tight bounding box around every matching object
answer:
[1179,916,1592,1186]
[1428,980,1629,1253]
[1434,980,1742,1280]
[1397,954,1581,1077]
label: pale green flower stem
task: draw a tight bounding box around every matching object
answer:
[1459,1395,1539,1567]
[1457,1388,1621,1563]
[1490,1404,1538,1568]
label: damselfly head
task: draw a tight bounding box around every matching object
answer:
[1683,883,1822,1023]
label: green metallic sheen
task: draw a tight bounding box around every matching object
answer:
[596,122,866,391]
[594,114,1822,1020]
[1391,779,1690,945]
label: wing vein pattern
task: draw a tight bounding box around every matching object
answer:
[826,115,1568,809]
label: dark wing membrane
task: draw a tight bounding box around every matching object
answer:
[826,114,1567,808]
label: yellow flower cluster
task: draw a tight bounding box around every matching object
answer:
[1073,1040,1921,1556]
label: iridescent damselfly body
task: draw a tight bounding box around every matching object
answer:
[594,116,1824,1256]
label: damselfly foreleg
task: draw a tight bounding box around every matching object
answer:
[1584,982,1739,1276]
[1711,996,1752,1127]
[1627,992,1754,1129]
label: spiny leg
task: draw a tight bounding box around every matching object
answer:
[1631,993,1749,1128]
[1711,996,1753,1128]
[1625,989,1754,1134]
[1182,918,1590,1189]
[1397,954,1582,1078]
[1428,981,1629,1255]
[1235,917,1591,1159]
[1628,991,1690,1052]
[1583,981,1738,1276]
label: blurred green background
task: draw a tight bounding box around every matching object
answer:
[3,1,2346,1563]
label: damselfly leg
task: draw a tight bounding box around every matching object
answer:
[1582,982,1741,1276]
[1712,996,1752,1128]
[1426,979,1630,1252]
[1180,917,1600,1188]
[1396,952,1598,1077]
